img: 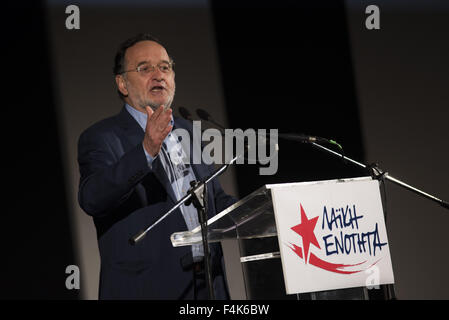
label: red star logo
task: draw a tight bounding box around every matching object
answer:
[291,204,321,264]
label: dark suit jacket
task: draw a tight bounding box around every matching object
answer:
[77,107,236,299]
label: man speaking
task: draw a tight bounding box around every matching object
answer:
[77,33,235,299]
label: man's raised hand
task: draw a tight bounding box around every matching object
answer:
[142,105,173,157]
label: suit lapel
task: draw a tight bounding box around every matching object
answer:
[115,107,178,205]
[115,107,145,148]
[151,155,177,205]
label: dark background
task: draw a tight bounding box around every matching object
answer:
[211,0,366,195]
[1,2,77,299]
[1,0,448,299]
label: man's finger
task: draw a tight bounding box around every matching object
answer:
[153,105,165,121]
[161,107,172,123]
[147,105,164,125]
[145,106,157,130]
[162,125,173,139]
[153,107,172,130]
[145,106,154,119]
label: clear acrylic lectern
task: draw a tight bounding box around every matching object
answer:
[171,184,369,300]
[171,185,276,248]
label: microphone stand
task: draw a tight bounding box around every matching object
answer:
[188,108,448,300]
[304,141,449,301]
[308,142,449,211]
[130,155,239,300]
[192,110,448,209]
[185,180,214,299]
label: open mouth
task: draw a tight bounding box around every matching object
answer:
[150,85,165,92]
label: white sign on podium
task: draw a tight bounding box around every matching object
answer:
[268,177,395,294]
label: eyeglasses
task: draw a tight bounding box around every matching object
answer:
[119,61,175,75]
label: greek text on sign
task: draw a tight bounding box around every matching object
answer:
[268,177,394,294]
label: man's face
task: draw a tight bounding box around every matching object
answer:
[116,40,175,111]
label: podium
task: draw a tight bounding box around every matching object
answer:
[171,176,395,299]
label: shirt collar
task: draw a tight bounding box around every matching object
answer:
[125,103,174,131]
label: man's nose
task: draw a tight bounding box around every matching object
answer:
[151,66,165,79]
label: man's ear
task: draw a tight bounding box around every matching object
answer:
[115,74,128,96]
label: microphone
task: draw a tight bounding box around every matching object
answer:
[279,133,343,150]
[178,106,193,121]
[195,108,279,162]
[178,106,223,139]
[195,108,270,148]
[279,133,326,143]
[196,108,226,131]
[195,108,339,150]
[196,108,209,121]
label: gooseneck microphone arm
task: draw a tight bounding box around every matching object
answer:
[195,108,342,149]
[310,142,449,211]
[193,107,448,211]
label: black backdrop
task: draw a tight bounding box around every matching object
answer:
[211,0,367,196]
[1,2,78,299]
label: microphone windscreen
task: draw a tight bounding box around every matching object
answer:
[178,106,192,120]
[196,108,211,121]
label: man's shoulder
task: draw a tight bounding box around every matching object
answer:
[79,110,123,142]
